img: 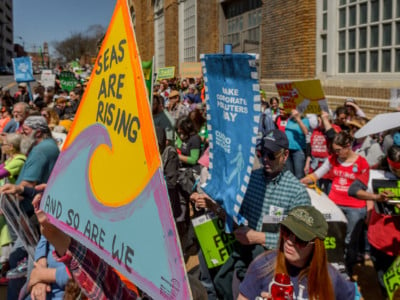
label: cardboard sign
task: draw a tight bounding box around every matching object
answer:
[12,56,34,82]
[157,67,175,80]
[59,71,79,92]
[200,53,260,231]
[1,193,39,259]
[372,179,400,215]
[275,79,328,114]
[41,69,56,88]
[180,62,202,79]
[40,0,190,298]
[192,213,236,268]
[384,256,400,299]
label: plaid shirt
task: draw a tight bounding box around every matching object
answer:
[239,168,311,249]
[55,239,138,300]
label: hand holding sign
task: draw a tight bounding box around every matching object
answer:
[40,1,190,298]
[276,80,328,115]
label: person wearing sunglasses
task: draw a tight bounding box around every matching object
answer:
[198,129,311,299]
[238,206,359,300]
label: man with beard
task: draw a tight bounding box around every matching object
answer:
[2,102,30,133]
[1,116,59,300]
[191,129,311,299]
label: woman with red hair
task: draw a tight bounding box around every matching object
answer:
[238,206,358,300]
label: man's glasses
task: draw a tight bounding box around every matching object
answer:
[256,149,284,161]
[280,226,315,249]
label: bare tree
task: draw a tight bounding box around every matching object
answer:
[52,25,106,62]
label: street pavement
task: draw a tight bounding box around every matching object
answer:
[0,74,40,95]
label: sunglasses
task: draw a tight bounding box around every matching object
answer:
[281,226,315,249]
[256,149,284,161]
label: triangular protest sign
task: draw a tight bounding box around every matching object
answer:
[41,0,191,298]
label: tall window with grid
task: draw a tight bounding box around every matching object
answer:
[319,0,400,74]
[183,0,196,62]
[154,0,165,69]
[223,0,262,53]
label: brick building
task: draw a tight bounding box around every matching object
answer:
[129,0,400,117]
[27,42,50,71]
[0,0,13,69]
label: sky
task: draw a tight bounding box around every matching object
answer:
[13,0,117,55]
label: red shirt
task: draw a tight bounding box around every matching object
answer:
[275,115,288,132]
[311,128,329,159]
[368,210,400,256]
[328,155,369,208]
[310,125,341,175]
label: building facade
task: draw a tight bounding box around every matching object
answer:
[0,0,13,69]
[130,0,400,117]
[130,0,219,72]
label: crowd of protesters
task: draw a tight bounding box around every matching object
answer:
[0,67,397,300]
[0,68,88,299]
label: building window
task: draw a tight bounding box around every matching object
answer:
[222,0,261,53]
[321,0,328,72]
[223,0,262,18]
[183,0,196,62]
[396,49,400,70]
[154,0,165,69]
[320,0,400,75]
[156,16,165,68]
[398,0,400,16]
[227,16,243,48]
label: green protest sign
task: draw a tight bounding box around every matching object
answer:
[142,59,153,102]
[157,66,175,80]
[384,256,400,299]
[192,212,236,268]
[59,71,79,92]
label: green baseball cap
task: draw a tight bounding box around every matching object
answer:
[280,206,328,242]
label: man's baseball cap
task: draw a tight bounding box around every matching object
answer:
[281,206,328,241]
[258,129,289,153]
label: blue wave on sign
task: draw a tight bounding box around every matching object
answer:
[42,123,190,299]
[45,124,147,221]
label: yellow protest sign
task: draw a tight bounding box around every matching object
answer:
[66,5,159,207]
[41,0,191,298]
[275,79,328,114]
[157,66,175,80]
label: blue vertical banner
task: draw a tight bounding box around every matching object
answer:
[200,53,260,231]
[12,56,34,82]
